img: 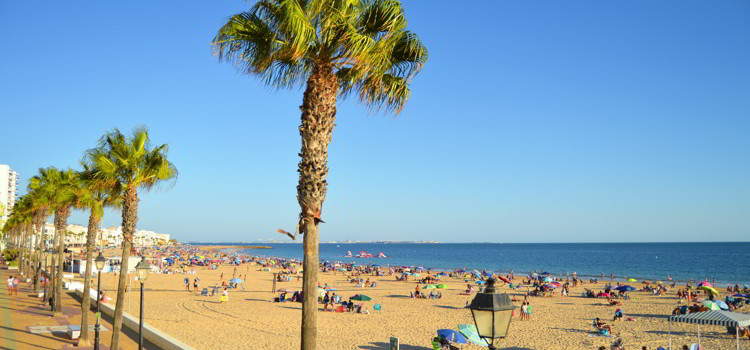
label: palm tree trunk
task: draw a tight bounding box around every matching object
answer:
[34,214,44,292]
[19,228,26,276]
[27,223,34,279]
[78,211,100,345]
[111,186,137,350]
[54,207,69,317]
[297,64,338,350]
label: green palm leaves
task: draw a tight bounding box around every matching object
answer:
[84,128,177,194]
[212,0,427,112]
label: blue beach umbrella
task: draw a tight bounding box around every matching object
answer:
[543,277,553,282]
[615,285,636,292]
[732,294,748,298]
[230,278,244,283]
[437,329,468,344]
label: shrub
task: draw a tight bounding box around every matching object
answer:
[2,249,20,262]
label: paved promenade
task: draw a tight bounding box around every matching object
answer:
[1,268,152,350]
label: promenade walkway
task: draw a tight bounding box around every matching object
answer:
[1,268,154,350]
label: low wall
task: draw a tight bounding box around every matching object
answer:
[74,288,195,350]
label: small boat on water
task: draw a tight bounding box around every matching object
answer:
[356,251,374,258]
[345,251,353,257]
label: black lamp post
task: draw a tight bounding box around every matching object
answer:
[94,253,106,350]
[467,278,516,349]
[135,256,151,350]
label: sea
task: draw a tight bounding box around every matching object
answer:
[195,242,750,286]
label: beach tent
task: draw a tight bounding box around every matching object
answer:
[668,310,750,350]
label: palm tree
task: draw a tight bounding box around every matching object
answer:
[32,167,80,316]
[27,176,53,298]
[85,128,177,350]
[212,1,427,348]
[7,196,32,277]
[75,167,121,346]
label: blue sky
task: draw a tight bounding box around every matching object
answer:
[1,1,748,243]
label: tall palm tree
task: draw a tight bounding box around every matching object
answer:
[75,167,121,346]
[10,197,33,277]
[85,128,177,350]
[212,1,427,348]
[32,167,80,316]
[27,178,53,297]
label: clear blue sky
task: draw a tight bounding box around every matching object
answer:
[1,1,748,243]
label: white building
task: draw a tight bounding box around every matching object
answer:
[40,223,169,248]
[0,165,20,223]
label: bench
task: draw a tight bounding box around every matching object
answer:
[68,325,81,340]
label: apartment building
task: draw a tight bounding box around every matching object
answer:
[0,165,20,223]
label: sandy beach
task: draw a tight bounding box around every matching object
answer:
[82,246,749,350]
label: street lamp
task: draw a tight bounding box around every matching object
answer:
[135,256,151,350]
[467,278,516,349]
[94,253,107,350]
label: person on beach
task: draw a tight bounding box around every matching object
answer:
[193,278,200,291]
[520,302,527,320]
[184,277,190,291]
[6,276,12,295]
[12,276,19,295]
[595,318,612,334]
[323,292,330,311]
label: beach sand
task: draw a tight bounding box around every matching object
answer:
[91,255,747,349]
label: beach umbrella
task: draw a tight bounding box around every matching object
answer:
[475,280,485,285]
[230,278,244,283]
[541,271,551,275]
[324,288,337,291]
[277,288,294,293]
[531,273,538,277]
[627,278,637,282]
[436,329,467,344]
[550,282,561,287]
[436,284,447,289]
[732,294,748,298]
[715,300,729,310]
[351,294,372,301]
[615,285,636,292]
[497,276,511,283]
[544,284,558,289]
[698,281,712,287]
[700,286,719,295]
[458,324,489,347]
[702,300,720,310]
[424,284,437,289]
[414,274,421,277]
[543,277,553,282]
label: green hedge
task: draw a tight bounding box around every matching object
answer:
[7,259,19,267]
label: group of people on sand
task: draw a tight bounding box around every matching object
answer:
[6,275,19,295]
[409,285,442,299]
